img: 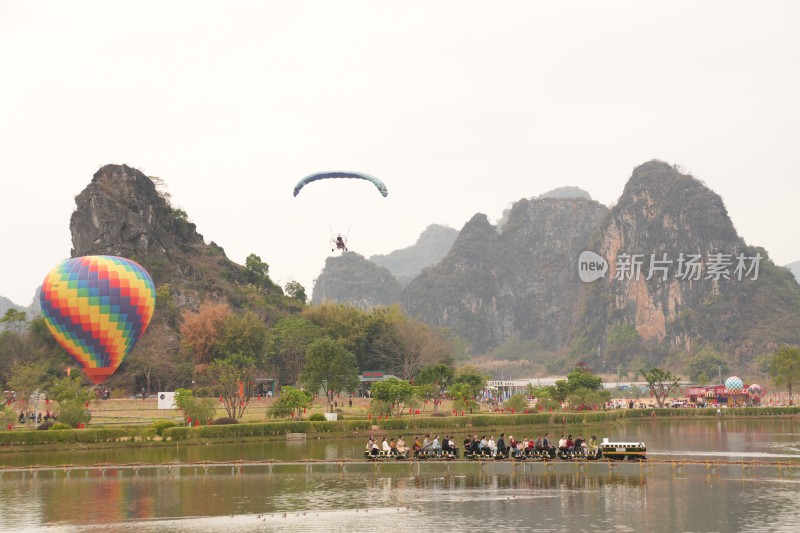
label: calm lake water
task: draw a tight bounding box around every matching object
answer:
[1,419,799,532]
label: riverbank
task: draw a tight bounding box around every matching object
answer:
[3,402,800,453]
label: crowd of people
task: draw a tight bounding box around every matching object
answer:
[366,432,601,459]
[17,411,57,424]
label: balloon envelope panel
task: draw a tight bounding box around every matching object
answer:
[40,256,156,385]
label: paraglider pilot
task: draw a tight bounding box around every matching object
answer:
[335,235,347,252]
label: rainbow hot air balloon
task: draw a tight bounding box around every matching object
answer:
[40,256,156,385]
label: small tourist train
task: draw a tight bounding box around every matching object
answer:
[364,438,647,462]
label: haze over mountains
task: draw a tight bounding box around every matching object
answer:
[313,161,800,372]
[4,161,800,373]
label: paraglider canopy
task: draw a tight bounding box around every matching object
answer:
[293,171,388,197]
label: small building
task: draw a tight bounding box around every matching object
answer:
[358,371,399,397]
[254,378,275,397]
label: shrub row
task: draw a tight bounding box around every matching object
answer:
[372,406,800,432]
[619,406,800,418]
[0,427,156,446]
[162,419,372,441]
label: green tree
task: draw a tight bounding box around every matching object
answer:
[301,302,390,372]
[6,361,50,420]
[0,309,28,335]
[448,382,479,414]
[566,365,603,390]
[174,388,217,426]
[767,345,800,405]
[215,311,269,365]
[685,347,729,384]
[284,281,308,304]
[453,365,489,396]
[604,323,641,369]
[245,253,270,286]
[300,338,359,413]
[268,317,321,387]
[367,398,393,417]
[370,378,415,416]
[566,387,611,409]
[47,373,95,427]
[208,355,264,418]
[527,385,560,410]
[47,373,95,405]
[550,365,603,403]
[415,363,454,413]
[641,367,680,408]
[0,405,16,428]
[504,393,528,412]
[155,284,180,327]
[268,386,312,418]
[57,403,92,428]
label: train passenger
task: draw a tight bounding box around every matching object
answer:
[431,435,442,454]
[422,434,432,451]
[587,436,599,455]
[367,436,379,456]
[397,436,407,457]
[497,434,507,456]
[413,436,423,455]
[442,435,452,455]
[449,436,459,458]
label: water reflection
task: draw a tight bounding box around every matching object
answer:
[2,419,800,531]
[3,465,799,532]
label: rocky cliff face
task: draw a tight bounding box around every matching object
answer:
[585,161,800,365]
[402,198,609,354]
[70,164,287,311]
[71,164,205,261]
[412,161,800,365]
[304,160,800,367]
[594,161,744,345]
[369,224,458,285]
[312,252,402,309]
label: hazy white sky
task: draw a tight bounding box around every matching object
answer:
[1,1,798,306]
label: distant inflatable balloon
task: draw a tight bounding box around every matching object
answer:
[724,376,743,393]
[40,256,156,385]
